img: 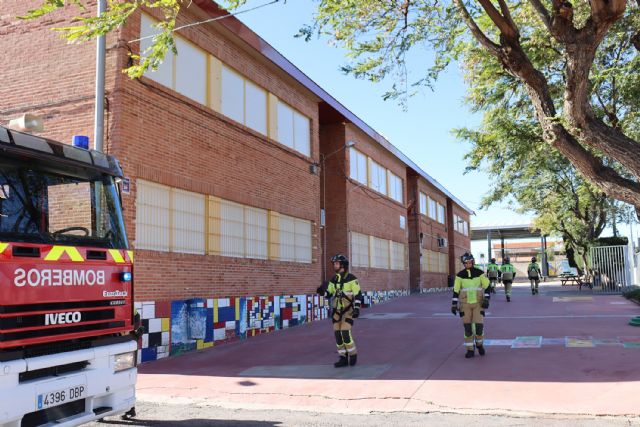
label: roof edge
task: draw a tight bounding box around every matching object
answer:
[192,1,474,215]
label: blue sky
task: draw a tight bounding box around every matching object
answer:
[235,0,532,227]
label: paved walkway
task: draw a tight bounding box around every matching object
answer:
[137,282,640,417]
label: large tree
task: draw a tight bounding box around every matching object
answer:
[22,0,640,215]
[458,105,621,272]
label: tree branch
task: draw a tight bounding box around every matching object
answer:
[527,0,552,31]
[453,0,501,55]
[632,32,640,51]
[496,0,519,34]
[475,0,519,39]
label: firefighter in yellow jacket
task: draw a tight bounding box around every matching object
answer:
[317,254,362,367]
[451,252,491,358]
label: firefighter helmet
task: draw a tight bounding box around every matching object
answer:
[331,253,349,270]
[461,252,475,264]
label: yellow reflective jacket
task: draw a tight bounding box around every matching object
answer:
[327,272,361,311]
[453,267,490,304]
[486,263,500,272]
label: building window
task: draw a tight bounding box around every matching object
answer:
[387,171,403,203]
[390,241,405,270]
[453,214,468,235]
[172,189,205,254]
[135,181,205,254]
[419,192,427,215]
[349,148,367,184]
[399,215,406,230]
[140,14,174,89]
[421,249,448,273]
[437,203,446,224]
[141,15,207,106]
[217,200,246,258]
[428,197,437,220]
[371,236,390,269]
[135,180,170,251]
[221,65,268,136]
[278,214,312,263]
[277,101,310,156]
[175,37,207,105]
[244,206,269,259]
[211,199,268,260]
[368,159,387,195]
[351,232,370,268]
[245,81,268,135]
[439,252,449,273]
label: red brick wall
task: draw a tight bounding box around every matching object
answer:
[343,125,409,292]
[0,1,121,144]
[113,8,322,300]
[448,200,471,275]
[1,1,467,300]
[2,2,322,301]
[320,123,348,282]
[415,178,450,288]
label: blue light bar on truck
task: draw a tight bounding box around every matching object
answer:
[0,125,124,178]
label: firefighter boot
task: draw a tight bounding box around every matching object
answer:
[465,349,475,358]
[349,354,358,366]
[477,345,486,356]
[334,356,348,368]
[507,295,511,302]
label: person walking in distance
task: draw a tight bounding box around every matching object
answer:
[486,258,500,294]
[317,254,362,367]
[501,256,516,302]
[527,256,543,295]
[451,253,491,358]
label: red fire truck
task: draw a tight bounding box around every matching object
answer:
[0,124,137,426]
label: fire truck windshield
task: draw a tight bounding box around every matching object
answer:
[0,162,127,249]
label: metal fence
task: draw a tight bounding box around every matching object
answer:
[589,245,633,293]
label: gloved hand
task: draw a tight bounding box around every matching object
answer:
[481,299,490,309]
[316,281,328,295]
[352,307,360,318]
[459,311,464,318]
[451,304,458,316]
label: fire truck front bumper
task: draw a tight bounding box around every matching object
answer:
[0,339,138,427]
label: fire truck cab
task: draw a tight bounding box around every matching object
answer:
[0,125,136,426]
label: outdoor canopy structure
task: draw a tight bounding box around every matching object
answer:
[471,222,549,276]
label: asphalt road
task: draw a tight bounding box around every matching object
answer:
[89,400,640,427]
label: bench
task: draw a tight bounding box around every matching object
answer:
[559,274,593,290]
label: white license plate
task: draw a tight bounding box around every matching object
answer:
[36,384,87,411]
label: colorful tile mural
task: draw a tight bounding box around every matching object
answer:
[137,288,408,363]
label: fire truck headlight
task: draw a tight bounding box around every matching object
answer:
[114,351,136,372]
[120,272,132,282]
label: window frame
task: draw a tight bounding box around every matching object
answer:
[419,192,427,216]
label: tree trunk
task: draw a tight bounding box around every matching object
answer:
[580,251,590,278]
[564,240,582,274]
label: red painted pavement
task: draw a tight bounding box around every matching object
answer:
[137,283,640,416]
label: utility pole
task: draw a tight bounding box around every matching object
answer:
[94,0,106,152]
